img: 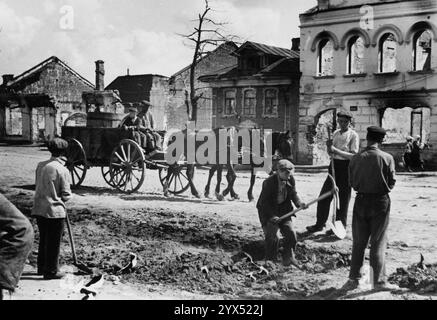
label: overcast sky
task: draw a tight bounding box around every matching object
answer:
[0,0,316,84]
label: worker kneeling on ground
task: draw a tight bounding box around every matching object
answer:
[256,160,307,267]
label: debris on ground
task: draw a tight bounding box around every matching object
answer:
[388,255,437,293]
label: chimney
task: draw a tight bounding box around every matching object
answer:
[2,74,14,85]
[291,38,300,51]
[318,0,329,10]
[95,60,105,91]
[127,68,130,76]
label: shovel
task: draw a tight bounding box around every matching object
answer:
[326,127,347,240]
[277,174,338,222]
[65,211,94,274]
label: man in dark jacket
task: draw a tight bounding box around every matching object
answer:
[0,193,34,300]
[256,160,307,267]
[342,126,398,292]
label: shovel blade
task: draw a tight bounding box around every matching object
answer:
[327,221,347,240]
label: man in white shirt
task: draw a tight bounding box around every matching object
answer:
[307,111,360,234]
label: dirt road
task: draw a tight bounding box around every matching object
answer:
[1,145,436,300]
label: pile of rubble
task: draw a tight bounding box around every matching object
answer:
[388,255,437,293]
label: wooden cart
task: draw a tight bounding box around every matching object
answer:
[61,126,191,194]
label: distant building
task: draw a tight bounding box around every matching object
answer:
[298,0,437,169]
[105,73,169,130]
[199,41,301,142]
[0,56,94,143]
[167,42,238,130]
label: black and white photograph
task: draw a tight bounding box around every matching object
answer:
[0,0,437,307]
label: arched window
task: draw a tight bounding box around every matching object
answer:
[317,39,334,76]
[347,36,365,74]
[413,30,432,71]
[378,33,397,73]
[243,89,256,116]
[224,90,236,115]
[263,89,278,117]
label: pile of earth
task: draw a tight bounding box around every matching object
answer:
[388,256,437,294]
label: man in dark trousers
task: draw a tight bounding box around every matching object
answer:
[342,126,398,291]
[307,111,359,234]
[32,138,72,280]
[256,160,307,267]
[0,194,34,300]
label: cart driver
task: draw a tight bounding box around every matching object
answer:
[120,106,150,151]
[138,100,162,151]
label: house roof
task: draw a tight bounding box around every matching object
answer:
[198,41,300,82]
[105,74,168,103]
[3,56,94,89]
[235,41,299,59]
[170,41,239,79]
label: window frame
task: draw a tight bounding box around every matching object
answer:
[242,88,257,117]
[223,89,237,117]
[347,36,365,75]
[412,29,432,71]
[378,33,397,73]
[317,38,334,76]
[262,88,279,118]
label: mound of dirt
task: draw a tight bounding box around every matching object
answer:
[389,259,437,293]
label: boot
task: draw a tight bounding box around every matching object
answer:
[282,250,301,268]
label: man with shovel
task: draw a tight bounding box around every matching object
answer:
[256,160,307,267]
[306,111,359,235]
[32,138,72,280]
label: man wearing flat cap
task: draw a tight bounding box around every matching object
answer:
[307,110,359,234]
[256,159,307,267]
[32,138,72,280]
[342,126,398,291]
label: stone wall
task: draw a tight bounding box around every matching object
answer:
[298,0,437,168]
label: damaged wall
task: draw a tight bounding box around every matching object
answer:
[298,0,437,169]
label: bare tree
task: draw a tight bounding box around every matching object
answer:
[179,0,238,124]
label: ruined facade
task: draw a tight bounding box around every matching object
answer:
[166,42,238,130]
[298,0,437,169]
[199,41,300,143]
[0,56,94,143]
[106,73,169,130]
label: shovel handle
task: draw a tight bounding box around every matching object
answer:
[277,190,334,222]
[65,212,78,264]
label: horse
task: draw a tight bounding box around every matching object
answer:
[204,128,294,202]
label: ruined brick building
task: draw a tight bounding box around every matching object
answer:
[199,41,300,140]
[106,73,169,130]
[298,0,437,169]
[0,56,94,143]
[166,42,238,130]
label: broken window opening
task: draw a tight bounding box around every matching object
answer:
[413,30,432,71]
[243,89,256,116]
[5,107,23,136]
[263,89,278,116]
[224,90,236,115]
[378,33,397,73]
[317,39,334,76]
[381,107,431,144]
[347,36,365,74]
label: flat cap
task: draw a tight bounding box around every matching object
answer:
[277,159,295,171]
[47,138,68,151]
[367,126,386,136]
[128,105,138,112]
[337,110,353,119]
[140,100,152,107]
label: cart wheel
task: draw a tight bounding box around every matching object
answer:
[101,166,117,188]
[110,139,145,193]
[64,138,87,187]
[159,164,192,195]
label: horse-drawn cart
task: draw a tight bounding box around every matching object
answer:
[61,117,191,195]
